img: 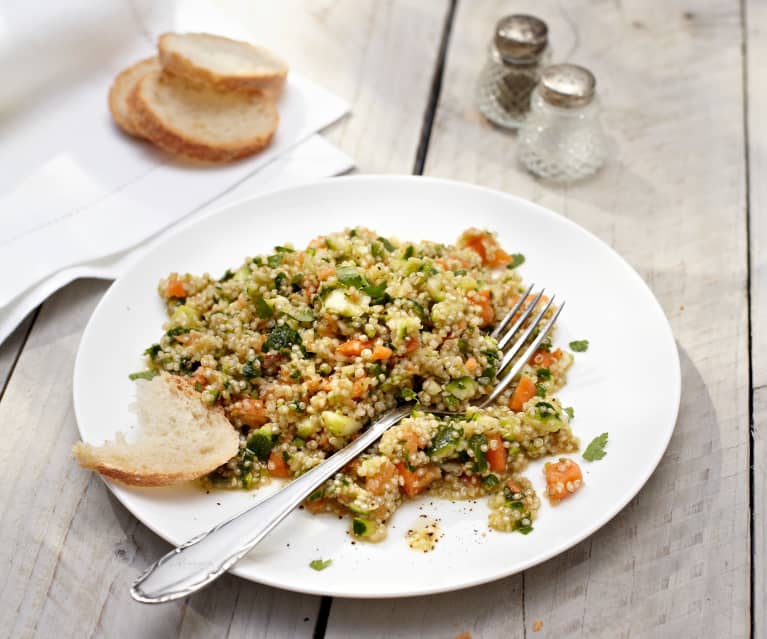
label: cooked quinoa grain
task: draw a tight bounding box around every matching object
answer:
[141,228,580,540]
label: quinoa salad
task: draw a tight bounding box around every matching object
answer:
[139,227,583,542]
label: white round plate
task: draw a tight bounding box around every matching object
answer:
[74,176,680,598]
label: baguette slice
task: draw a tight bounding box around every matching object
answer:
[128,69,279,162]
[73,373,239,486]
[108,57,161,138]
[158,32,288,97]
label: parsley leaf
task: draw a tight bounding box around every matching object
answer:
[564,406,575,419]
[336,265,366,289]
[535,383,547,397]
[128,369,158,381]
[378,236,396,252]
[254,297,273,319]
[569,339,589,352]
[309,558,332,571]
[507,253,525,269]
[583,432,609,461]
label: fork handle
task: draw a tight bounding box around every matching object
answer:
[131,405,411,603]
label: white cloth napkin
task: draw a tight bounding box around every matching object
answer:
[0,0,349,309]
[0,135,353,347]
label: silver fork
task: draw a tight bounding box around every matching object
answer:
[131,287,564,604]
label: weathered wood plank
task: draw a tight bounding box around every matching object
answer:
[328,0,750,637]
[217,0,451,173]
[0,313,34,394]
[747,0,766,635]
[0,2,450,637]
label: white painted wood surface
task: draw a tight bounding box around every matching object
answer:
[327,1,752,638]
[0,1,759,637]
[748,0,765,636]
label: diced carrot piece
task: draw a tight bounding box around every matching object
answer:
[351,377,369,399]
[404,337,420,353]
[318,266,335,280]
[336,339,365,357]
[434,258,450,270]
[165,275,187,299]
[506,480,523,494]
[303,497,328,513]
[229,399,268,427]
[486,434,507,473]
[544,458,583,505]
[372,345,393,360]
[190,371,208,389]
[460,230,513,267]
[365,459,397,495]
[530,348,563,368]
[396,462,441,497]
[472,289,494,326]
[465,357,479,373]
[268,450,290,478]
[509,376,536,412]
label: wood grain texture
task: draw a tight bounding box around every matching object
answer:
[747,0,765,635]
[0,313,34,394]
[0,280,320,639]
[216,0,451,173]
[0,2,450,638]
[327,0,750,637]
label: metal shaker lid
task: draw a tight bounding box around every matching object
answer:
[494,15,548,63]
[538,64,596,108]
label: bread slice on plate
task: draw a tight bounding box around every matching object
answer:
[108,57,161,138]
[73,373,239,486]
[158,32,288,97]
[128,69,279,162]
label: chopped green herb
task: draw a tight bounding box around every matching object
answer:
[403,245,415,259]
[273,245,294,253]
[362,281,389,303]
[255,297,273,319]
[538,336,552,352]
[274,272,288,291]
[267,254,283,268]
[399,388,418,402]
[246,430,274,461]
[128,369,158,381]
[243,361,260,379]
[219,268,235,282]
[535,401,558,419]
[517,525,534,535]
[569,339,589,352]
[165,326,191,344]
[336,265,366,289]
[457,338,469,355]
[583,432,608,461]
[535,383,547,397]
[378,236,395,252]
[468,433,488,472]
[564,406,575,419]
[536,367,551,381]
[506,253,525,269]
[264,324,302,352]
[309,558,332,571]
[371,241,384,259]
[144,343,161,359]
[481,474,500,490]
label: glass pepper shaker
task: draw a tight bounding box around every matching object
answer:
[476,14,551,129]
[517,64,608,182]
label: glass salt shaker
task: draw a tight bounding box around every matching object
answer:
[517,64,608,182]
[476,14,551,129]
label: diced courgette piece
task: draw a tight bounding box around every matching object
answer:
[321,411,362,437]
[170,304,201,328]
[296,416,320,438]
[469,433,488,472]
[246,425,275,461]
[351,517,378,538]
[323,288,367,317]
[425,277,446,301]
[386,315,421,345]
[445,376,478,400]
[427,424,463,460]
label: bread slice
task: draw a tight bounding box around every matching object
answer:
[158,32,288,97]
[108,57,161,138]
[128,69,279,162]
[73,373,239,486]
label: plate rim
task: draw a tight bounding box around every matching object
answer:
[73,174,681,598]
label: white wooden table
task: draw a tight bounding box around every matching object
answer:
[1,0,762,636]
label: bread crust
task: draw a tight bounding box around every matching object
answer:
[158,32,288,97]
[73,374,239,487]
[108,57,159,138]
[128,70,279,163]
